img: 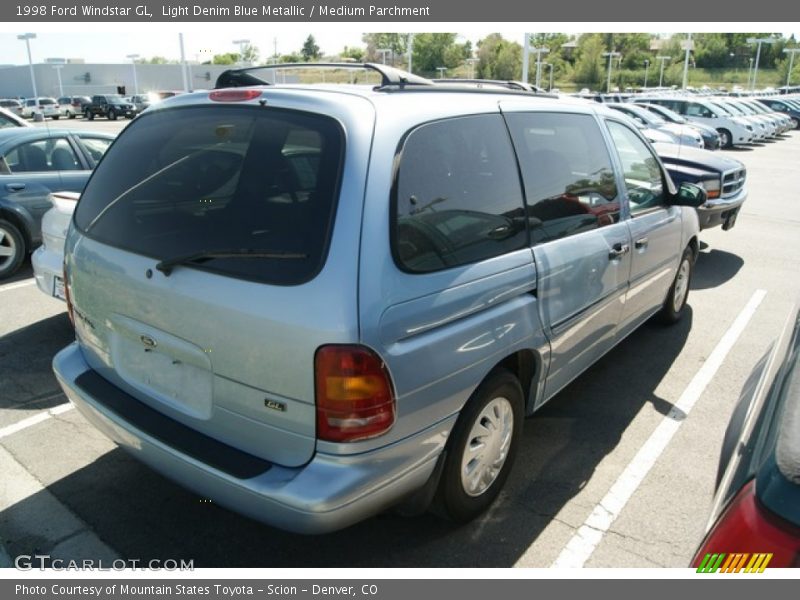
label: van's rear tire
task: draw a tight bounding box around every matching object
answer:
[659,247,693,325]
[433,369,523,522]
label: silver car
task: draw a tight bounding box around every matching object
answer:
[53,65,705,533]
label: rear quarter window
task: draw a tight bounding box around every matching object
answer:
[392,114,527,273]
[74,105,344,285]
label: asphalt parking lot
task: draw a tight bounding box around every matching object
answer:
[1,119,799,568]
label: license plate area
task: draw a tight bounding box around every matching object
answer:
[54,276,65,300]
[722,208,739,231]
[109,316,213,420]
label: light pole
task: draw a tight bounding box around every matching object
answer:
[602,51,620,93]
[377,48,391,65]
[52,65,64,97]
[126,53,140,95]
[17,33,38,100]
[533,47,550,89]
[747,57,755,89]
[643,59,650,89]
[407,33,414,73]
[436,67,447,79]
[466,58,478,79]
[785,48,800,87]
[747,37,777,90]
[232,38,251,66]
[542,62,553,91]
[656,55,671,88]
[681,33,693,90]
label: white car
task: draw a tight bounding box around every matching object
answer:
[32,191,78,301]
[639,97,755,148]
[21,97,61,119]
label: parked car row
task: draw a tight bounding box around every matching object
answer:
[572,90,799,149]
[0,90,183,121]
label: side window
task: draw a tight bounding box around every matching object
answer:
[686,103,712,118]
[4,138,81,172]
[393,114,527,273]
[606,121,664,214]
[76,136,113,167]
[505,112,619,244]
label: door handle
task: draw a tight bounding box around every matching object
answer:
[608,243,630,260]
[635,237,649,249]
[5,183,26,192]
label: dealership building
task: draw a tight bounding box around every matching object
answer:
[0,61,237,98]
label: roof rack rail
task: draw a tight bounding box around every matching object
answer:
[433,78,546,93]
[215,63,434,90]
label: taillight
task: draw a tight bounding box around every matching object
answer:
[315,345,395,443]
[209,89,262,102]
[63,264,74,326]
[692,480,800,569]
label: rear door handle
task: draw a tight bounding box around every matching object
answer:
[5,183,25,192]
[635,237,649,249]
[608,243,630,260]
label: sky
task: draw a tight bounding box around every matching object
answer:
[0,24,798,66]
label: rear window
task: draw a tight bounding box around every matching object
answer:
[40,98,56,105]
[75,105,344,285]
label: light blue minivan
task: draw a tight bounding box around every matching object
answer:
[53,65,705,533]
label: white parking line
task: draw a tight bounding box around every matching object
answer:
[549,289,767,568]
[0,401,74,441]
[0,279,35,293]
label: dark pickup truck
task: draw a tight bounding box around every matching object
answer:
[84,94,135,121]
[654,143,747,231]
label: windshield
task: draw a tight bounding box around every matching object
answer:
[708,102,734,116]
[648,104,685,123]
[629,106,665,126]
[75,105,344,285]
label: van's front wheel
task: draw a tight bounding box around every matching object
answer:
[659,247,694,325]
[434,369,523,522]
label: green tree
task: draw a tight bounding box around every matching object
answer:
[241,43,259,64]
[362,33,408,63]
[574,34,605,86]
[412,33,464,73]
[341,46,365,62]
[212,52,239,65]
[476,34,522,81]
[301,35,321,62]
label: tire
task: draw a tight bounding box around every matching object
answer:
[68,110,75,120]
[0,219,25,280]
[107,109,117,121]
[659,247,694,325]
[86,110,94,121]
[717,128,732,149]
[433,369,524,522]
[52,115,59,120]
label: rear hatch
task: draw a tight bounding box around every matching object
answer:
[68,100,358,467]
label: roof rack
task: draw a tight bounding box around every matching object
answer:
[215,63,434,90]
[433,78,546,93]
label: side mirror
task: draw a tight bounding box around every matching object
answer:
[672,182,707,208]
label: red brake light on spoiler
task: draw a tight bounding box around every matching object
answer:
[209,90,263,102]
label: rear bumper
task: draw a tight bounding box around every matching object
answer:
[32,243,64,300]
[53,343,454,534]
[696,189,747,231]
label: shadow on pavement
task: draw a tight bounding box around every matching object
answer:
[1,309,693,567]
[0,313,72,411]
[691,249,744,290]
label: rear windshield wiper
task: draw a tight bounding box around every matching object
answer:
[155,249,308,276]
